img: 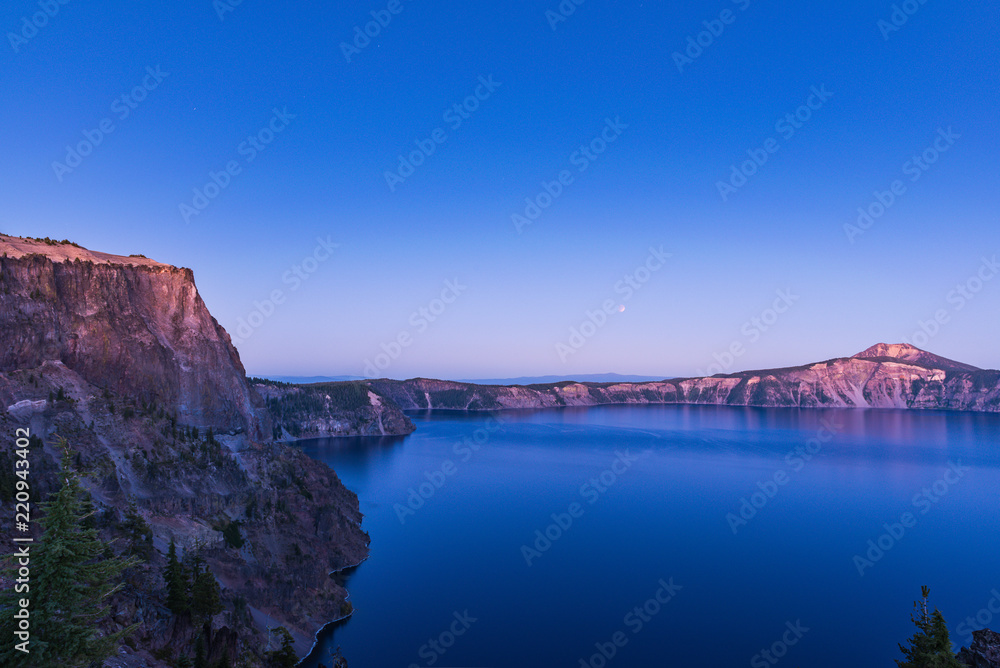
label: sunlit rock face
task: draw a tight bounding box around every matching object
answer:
[853,342,982,373]
[0,235,269,439]
[366,344,1000,414]
[0,235,370,663]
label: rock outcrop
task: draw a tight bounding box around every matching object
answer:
[0,235,269,440]
[252,378,414,439]
[959,629,1000,667]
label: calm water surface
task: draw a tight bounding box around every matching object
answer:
[300,405,1000,668]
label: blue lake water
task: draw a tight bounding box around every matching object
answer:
[299,405,1000,667]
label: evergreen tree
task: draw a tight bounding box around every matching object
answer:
[222,520,244,549]
[163,539,189,615]
[189,555,223,621]
[897,586,963,668]
[268,626,298,668]
[121,501,153,561]
[194,635,207,668]
[0,446,139,667]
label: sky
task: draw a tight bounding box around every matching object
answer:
[2,0,998,379]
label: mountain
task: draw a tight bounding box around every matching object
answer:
[0,235,370,666]
[358,344,999,414]
[852,342,981,373]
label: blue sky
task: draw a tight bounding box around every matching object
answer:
[2,0,998,378]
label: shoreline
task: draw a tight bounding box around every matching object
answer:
[300,559,368,666]
[278,400,1000,443]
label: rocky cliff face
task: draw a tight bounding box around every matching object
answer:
[364,343,1000,415]
[958,629,1000,667]
[0,236,369,667]
[252,379,414,439]
[0,235,268,440]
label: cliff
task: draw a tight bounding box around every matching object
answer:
[959,629,1000,667]
[0,235,369,666]
[361,343,1000,415]
[0,235,268,440]
[252,378,415,439]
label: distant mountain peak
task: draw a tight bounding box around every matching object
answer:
[855,343,924,359]
[853,342,980,372]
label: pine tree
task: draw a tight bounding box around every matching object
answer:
[897,586,963,668]
[122,501,153,561]
[269,626,298,668]
[189,555,222,622]
[194,635,207,668]
[0,445,140,667]
[163,539,189,615]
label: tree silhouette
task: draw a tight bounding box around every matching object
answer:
[189,555,222,622]
[163,538,189,615]
[269,626,298,667]
[897,586,963,668]
[0,445,139,666]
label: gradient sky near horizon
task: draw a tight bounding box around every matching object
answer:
[2,0,998,378]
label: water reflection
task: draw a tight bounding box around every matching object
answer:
[296,405,1000,668]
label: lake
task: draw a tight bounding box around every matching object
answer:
[299,405,1000,667]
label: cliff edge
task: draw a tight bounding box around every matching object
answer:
[0,235,368,666]
[0,234,268,440]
